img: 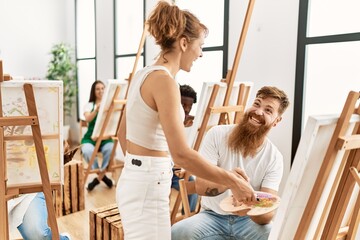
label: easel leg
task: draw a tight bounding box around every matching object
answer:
[347,167,360,239]
[24,84,60,240]
[0,127,9,240]
[347,190,360,239]
[84,144,101,184]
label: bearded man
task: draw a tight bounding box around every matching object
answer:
[172,86,290,240]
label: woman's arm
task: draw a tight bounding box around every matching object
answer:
[143,72,255,202]
[195,177,228,196]
[84,102,100,123]
[195,168,250,196]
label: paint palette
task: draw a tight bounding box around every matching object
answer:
[219,191,280,216]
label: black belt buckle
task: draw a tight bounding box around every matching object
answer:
[131,158,142,166]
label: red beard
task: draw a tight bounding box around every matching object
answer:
[228,112,272,158]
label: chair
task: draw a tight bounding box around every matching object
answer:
[179,178,201,218]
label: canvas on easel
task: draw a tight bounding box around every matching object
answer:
[2,80,64,186]
[186,0,256,150]
[186,81,253,150]
[92,79,128,139]
[83,79,128,184]
[269,91,360,240]
[0,77,63,240]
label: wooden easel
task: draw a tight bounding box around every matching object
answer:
[83,85,127,184]
[192,0,255,151]
[193,82,252,151]
[0,66,60,240]
[124,23,148,97]
[170,0,256,223]
[218,0,255,123]
[295,91,360,239]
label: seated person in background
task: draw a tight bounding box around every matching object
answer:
[81,80,114,191]
[172,86,290,240]
[171,84,198,212]
[8,193,71,240]
[180,84,197,127]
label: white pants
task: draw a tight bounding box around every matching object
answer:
[116,152,173,240]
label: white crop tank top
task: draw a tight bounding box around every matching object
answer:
[126,65,185,151]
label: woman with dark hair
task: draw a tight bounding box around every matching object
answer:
[81,80,114,191]
[116,2,255,239]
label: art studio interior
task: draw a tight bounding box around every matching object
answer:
[0,0,359,239]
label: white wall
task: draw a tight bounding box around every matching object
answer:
[0,0,75,79]
[96,0,114,80]
[229,0,299,192]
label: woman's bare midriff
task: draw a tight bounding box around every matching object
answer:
[126,140,169,157]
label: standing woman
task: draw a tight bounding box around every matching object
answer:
[116,2,255,239]
[81,80,114,191]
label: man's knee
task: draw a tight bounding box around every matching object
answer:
[171,219,201,240]
[27,227,52,240]
[171,221,189,240]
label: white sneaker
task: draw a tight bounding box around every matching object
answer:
[62,232,72,240]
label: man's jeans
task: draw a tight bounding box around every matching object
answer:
[18,192,70,240]
[171,209,271,240]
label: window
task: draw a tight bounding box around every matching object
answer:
[76,0,96,120]
[75,0,229,119]
[175,0,229,115]
[114,1,145,81]
[292,0,360,160]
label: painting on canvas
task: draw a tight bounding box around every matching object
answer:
[1,80,63,186]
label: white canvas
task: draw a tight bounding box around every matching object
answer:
[270,114,360,240]
[186,81,253,149]
[1,80,63,186]
[91,79,128,139]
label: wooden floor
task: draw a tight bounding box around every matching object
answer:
[56,145,123,240]
[56,171,183,240]
[57,171,120,240]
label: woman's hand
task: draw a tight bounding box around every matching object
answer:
[94,103,101,112]
[228,171,256,203]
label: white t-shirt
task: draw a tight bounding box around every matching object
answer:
[83,102,95,114]
[199,124,284,215]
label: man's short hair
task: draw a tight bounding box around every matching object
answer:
[180,84,197,103]
[256,86,289,115]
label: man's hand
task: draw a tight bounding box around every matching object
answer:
[174,168,186,178]
[184,115,195,127]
